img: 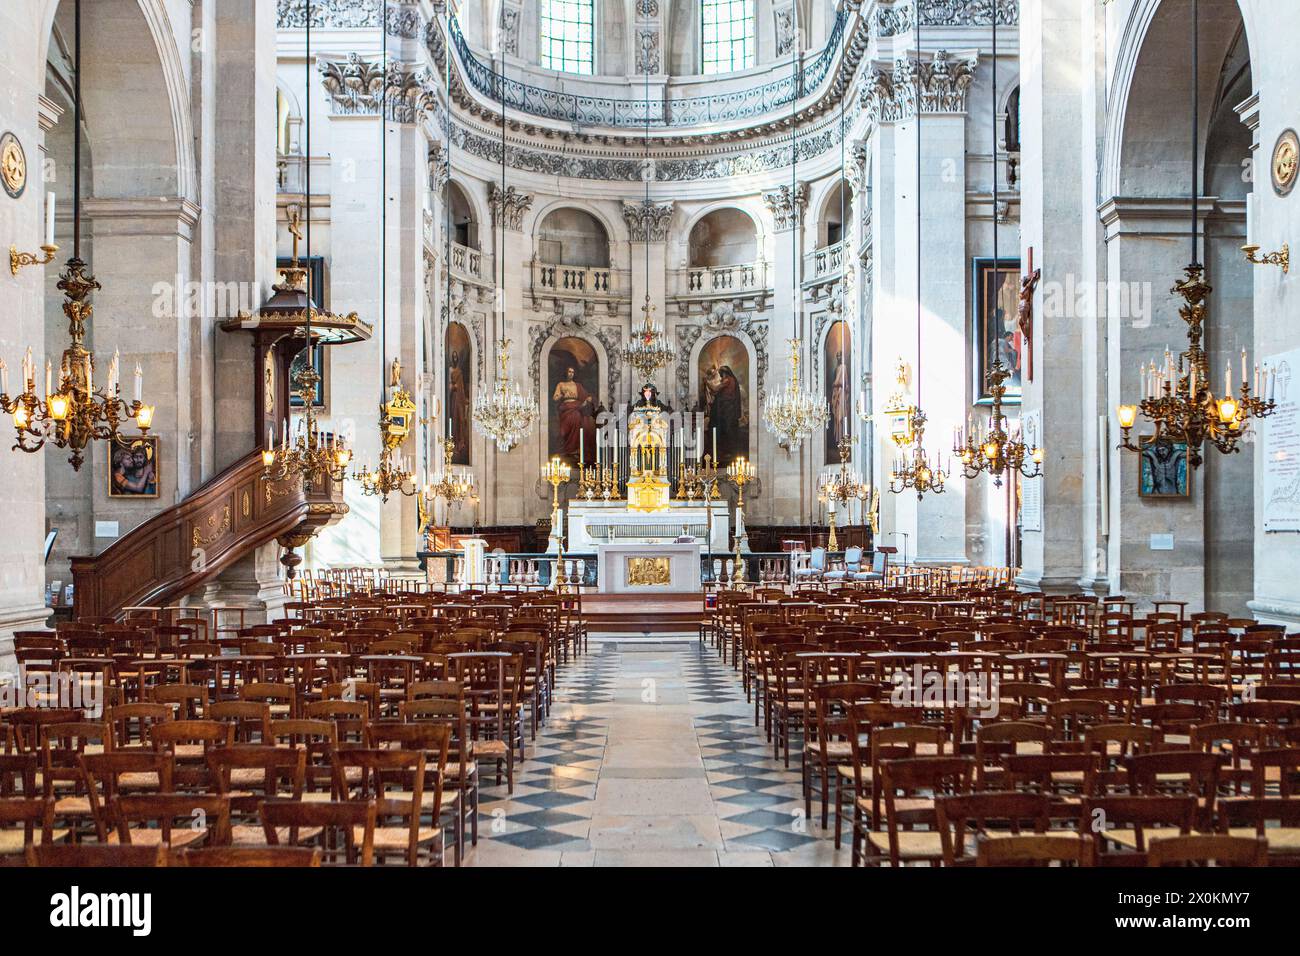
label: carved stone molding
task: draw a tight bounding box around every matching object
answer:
[635,0,659,18]
[317,55,436,123]
[621,200,674,242]
[860,51,978,122]
[499,4,520,57]
[428,143,449,191]
[636,29,661,74]
[919,0,1018,26]
[488,183,533,231]
[277,0,376,28]
[774,6,798,57]
[874,1,913,37]
[763,183,808,233]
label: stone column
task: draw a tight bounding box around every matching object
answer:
[1017,0,1089,593]
[485,182,533,528]
[763,182,811,526]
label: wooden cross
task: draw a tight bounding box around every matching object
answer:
[1018,246,1042,382]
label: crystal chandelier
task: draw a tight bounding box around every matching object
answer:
[622,295,675,382]
[1115,2,1274,466]
[952,9,1043,492]
[953,361,1042,487]
[0,0,153,472]
[262,0,353,488]
[763,339,830,451]
[818,435,874,550]
[472,338,537,452]
[891,410,949,499]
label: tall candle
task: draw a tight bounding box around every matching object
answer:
[1225,363,1231,397]
[45,192,55,247]
[45,359,51,398]
[579,428,584,467]
[1242,348,1247,386]
[712,428,717,462]
[1,359,8,396]
[134,363,143,402]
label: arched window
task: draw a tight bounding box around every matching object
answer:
[540,0,595,75]
[701,0,755,74]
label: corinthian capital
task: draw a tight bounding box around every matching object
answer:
[489,183,533,231]
[621,200,674,242]
[763,183,808,232]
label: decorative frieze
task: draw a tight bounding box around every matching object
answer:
[277,0,376,28]
[763,183,809,232]
[918,0,1018,26]
[488,183,533,231]
[621,200,674,242]
[317,55,436,123]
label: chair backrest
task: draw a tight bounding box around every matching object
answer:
[260,798,377,866]
[113,793,231,847]
[180,846,321,867]
[1145,834,1268,867]
[26,843,168,867]
[976,834,1092,867]
[935,791,1053,866]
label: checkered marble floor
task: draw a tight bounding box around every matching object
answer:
[469,639,848,867]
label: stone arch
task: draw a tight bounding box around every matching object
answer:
[1102,0,1253,201]
[530,201,621,267]
[679,201,766,266]
[43,0,195,202]
[686,329,758,467]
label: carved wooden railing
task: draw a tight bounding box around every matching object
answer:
[70,450,347,620]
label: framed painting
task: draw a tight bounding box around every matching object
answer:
[972,257,1022,405]
[1138,437,1191,498]
[698,334,750,466]
[108,436,160,499]
[445,322,472,465]
[547,336,600,465]
[823,320,851,463]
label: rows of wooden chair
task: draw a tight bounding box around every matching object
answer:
[1,587,589,867]
[698,580,1299,866]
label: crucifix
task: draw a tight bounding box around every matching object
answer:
[1018,246,1042,382]
[287,205,304,265]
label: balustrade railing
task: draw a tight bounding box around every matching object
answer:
[443,10,849,130]
[804,240,848,282]
[532,260,616,295]
[679,260,767,297]
[449,241,486,281]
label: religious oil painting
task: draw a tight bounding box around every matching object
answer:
[108,436,160,499]
[972,257,1022,405]
[823,320,852,464]
[548,336,600,465]
[445,322,472,465]
[1139,437,1191,499]
[697,334,749,466]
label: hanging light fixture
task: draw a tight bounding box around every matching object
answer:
[888,16,948,499]
[471,34,537,451]
[952,6,1040,489]
[763,38,829,452]
[0,0,153,471]
[622,55,674,384]
[355,0,417,502]
[1114,0,1274,467]
[262,0,354,487]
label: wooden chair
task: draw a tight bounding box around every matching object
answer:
[1146,834,1268,867]
[330,749,442,866]
[934,791,1054,866]
[260,798,376,866]
[81,752,175,841]
[1079,795,1198,865]
[111,793,231,849]
[206,746,307,845]
[0,797,55,864]
[860,756,974,867]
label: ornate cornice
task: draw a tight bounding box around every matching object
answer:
[621,200,674,242]
[317,54,436,123]
[918,0,1018,26]
[488,183,533,231]
[860,50,978,122]
[763,183,809,232]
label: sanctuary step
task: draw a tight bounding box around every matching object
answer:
[581,592,705,634]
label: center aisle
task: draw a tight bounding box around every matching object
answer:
[470,639,848,866]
